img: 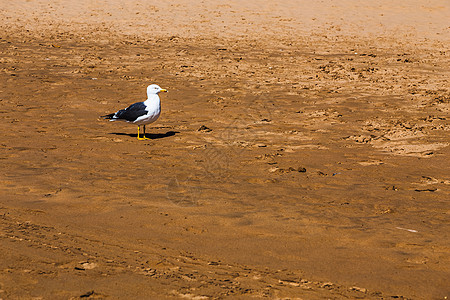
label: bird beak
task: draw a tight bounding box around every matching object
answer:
[160,89,168,93]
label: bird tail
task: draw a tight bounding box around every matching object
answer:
[101,113,116,120]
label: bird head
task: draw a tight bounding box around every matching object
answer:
[147,84,168,96]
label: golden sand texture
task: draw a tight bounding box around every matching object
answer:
[0,1,449,299]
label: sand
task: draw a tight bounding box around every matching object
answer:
[0,0,449,299]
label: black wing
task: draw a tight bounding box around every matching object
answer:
[114,102,147,122]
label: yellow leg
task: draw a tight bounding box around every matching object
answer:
[142,125,150,140]
[137,125,150,140]
[137,126,144,140]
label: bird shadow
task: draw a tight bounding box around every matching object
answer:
[110,131,179,139]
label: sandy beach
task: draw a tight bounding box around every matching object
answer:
[1,0,449,299]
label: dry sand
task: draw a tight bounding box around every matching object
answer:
[1,0,449,299]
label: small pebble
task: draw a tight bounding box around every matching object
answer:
[198,125,212,132]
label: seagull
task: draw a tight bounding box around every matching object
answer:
[102,84,167,140]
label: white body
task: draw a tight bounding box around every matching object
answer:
[134,94,161,125]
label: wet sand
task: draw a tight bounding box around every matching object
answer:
[1,1,449,299]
